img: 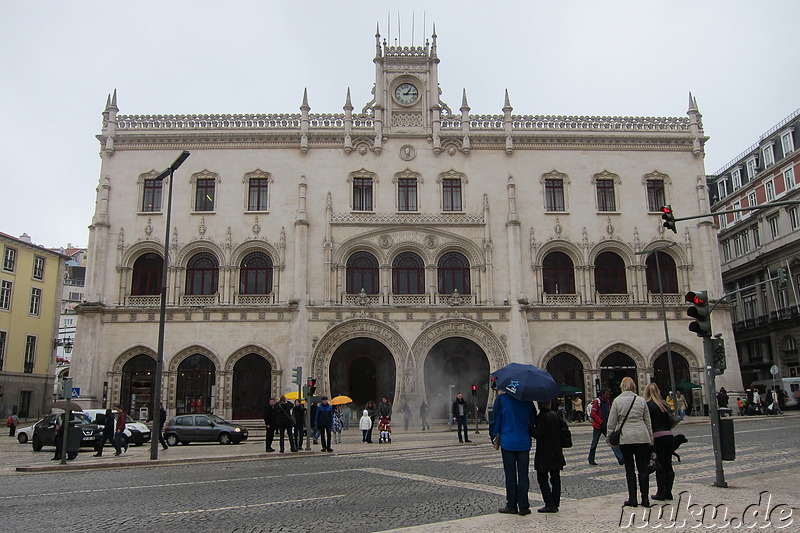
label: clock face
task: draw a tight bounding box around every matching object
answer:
[394,82,419,105]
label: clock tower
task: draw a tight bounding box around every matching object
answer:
[367,25,449,140]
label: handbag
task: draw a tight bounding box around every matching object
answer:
[647,455,662,474]
[668,409,680,429]
[609,398,636,446]
[559,416,573,448]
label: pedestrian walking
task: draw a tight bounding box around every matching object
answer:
[7,413,18,437]
[332,406,343,444]
[419,401,430,430]
[607,377,653,508]
[113,405,128,456]
[452,393,471,443]
[293,399,306,450]
[532,401,565,513]
[644,383,675,501]
[93,408,115,457]
[275,395,297,452]
[365,400,377,443]
[310,402,320,444]
[489,391,537,516]
[359,409,371,443]
[341,405,351,430]
[263,398,277,452]
[716,387,729,409]
[571,396,584,422]
[315,396,334,452]
[157,403,169,450]
[676,391,687,419]
[400,402,412,430]
[587,389,624,465]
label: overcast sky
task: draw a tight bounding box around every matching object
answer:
[2,1,798,249]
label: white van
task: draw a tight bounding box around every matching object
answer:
[747,377,800,408]
[83,409,152,446]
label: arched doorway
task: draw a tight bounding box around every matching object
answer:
[423,337,490,421]
[653,351,693,411]
[232,353,271,419]
[546,352,585,393]
[120,354,156,417]
[600,352,637,397]
[329,338,396,410]
[176,354,216,415]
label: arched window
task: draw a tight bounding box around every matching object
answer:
[239,252,273,294]
[392,252,424,294]
[131,253,163,295]
[594,251,627,294]
[346,252,379,294]
[437,252,471,294]
[542,252,575,294]
[185,252,219,295]
[645,252,678,293]
[176,354,215,415]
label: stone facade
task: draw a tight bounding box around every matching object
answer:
[71,31,742,421]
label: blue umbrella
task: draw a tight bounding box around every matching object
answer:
[491,363,560,402]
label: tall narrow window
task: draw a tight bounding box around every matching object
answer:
[784,167,796,189]
[781,131,794,155]
[789,207,799,231]
[762,144,775,167]
[0,280,10,309]
[442,178,462,211]
[185,253,219,295]
[3,247,16,272]
[131,253,163,295]
[195,178,216,211]
[353,178,373,211]
[0,330,6,370]
[398,178,418,211]
[545,179,565,211]
[768,216,780,239]
[437,252,471,294]
[594,252,627,294]
[346,252,379,294]
[29,287,41,316]
[596,179,616,211]
[392,252,425,294]
[239,252,273,294]
[746,157,757,180]
[542,252,575,294]
[142,178,163,212]
[24,335,36,373]
[32,256,45,280]
[717,179,728,199]
[646,179,665,212]
[765,180,776,201]
[645,252,678,293]
[731,169,742,190]
[248,178,269,211]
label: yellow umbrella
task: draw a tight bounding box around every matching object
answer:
[331,395,353,405]
[284,391,305,401]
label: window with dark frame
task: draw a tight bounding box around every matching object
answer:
[239,252,273,294]
[398,178,418,211]
[437,252,471,294]
[33,256,45,280]
[131,253,163,295]
[248,178,269,211]
[442,178,462,211]
[596,179,616,211]
[542,252,575,294]
[353,178,373,211]
[392,252,425,294]
[195,178,216,211]
[645,252,679,294]
[346,251,379,294]
[24,335,36,373]
[0,280,11,309]
[545,179,565,211]
[185,252,219,295]
[594,251,627,294]
[3,247,16,272]
[142,178,163,212]
[646,179,665,212]
[29,287,41,316]
[0,330,6,370]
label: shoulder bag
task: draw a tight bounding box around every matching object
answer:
[608,397,636,446]
[559,415,573,448]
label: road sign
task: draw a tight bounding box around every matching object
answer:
[71,387,80,398]
[770,365,779,376]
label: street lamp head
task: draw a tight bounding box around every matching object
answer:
[154,150,191,181]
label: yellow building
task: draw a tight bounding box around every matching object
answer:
[1,232,67,418]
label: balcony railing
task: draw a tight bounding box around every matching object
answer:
[235,293,276,305]
[181,294,219,307]
[541,293,581,305]
[127,295,162,307]
[596,293,632,306]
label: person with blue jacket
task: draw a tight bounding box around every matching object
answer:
[314,396,334,452]
[490,392,537,516]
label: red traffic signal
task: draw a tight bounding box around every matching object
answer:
[685,290,711,337]
[307,378,317,395]
[471,384,478,396]
[490,377,497,390]
[661,205,677,233]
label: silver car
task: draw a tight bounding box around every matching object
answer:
[163,414,248,445]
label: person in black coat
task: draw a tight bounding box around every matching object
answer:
[533,401,565,513]
[93,409,116,457]
[644,383,675,501]
[275,395,297,453]
[292,399,306,450]
[263,398,277,452]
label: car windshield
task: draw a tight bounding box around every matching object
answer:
[207,414,230,425]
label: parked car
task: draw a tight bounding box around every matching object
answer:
[83,409,152,446]
[16,419,42,444]
[163,414,248,445]
[31,412,102,451]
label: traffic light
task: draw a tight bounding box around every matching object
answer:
[471,384,478,396]
[686,290,712,337]
[307,378,317,396]
[711,337,726,373]
[777,268,787,287]
[661,205,677,233]
[490,377,497,390]
[292,366,303,387]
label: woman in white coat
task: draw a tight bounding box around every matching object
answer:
[607,377,653,507]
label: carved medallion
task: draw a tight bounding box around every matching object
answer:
[399,144,416,161]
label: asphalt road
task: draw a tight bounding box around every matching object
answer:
[1,415,797,532]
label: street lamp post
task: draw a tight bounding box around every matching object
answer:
[149,150,190,461]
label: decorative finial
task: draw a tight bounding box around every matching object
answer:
[301,87,310,110]
[688,91,696,112]
[504,88,512,109]
[461,89,469,109]
[344,87,353,110]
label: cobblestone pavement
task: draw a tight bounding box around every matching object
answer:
[1,413,798,532]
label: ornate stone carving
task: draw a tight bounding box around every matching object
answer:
[399,144,416,161]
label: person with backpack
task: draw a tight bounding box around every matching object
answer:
[7,413,18,437]
[532,401,566,513]
[588,389,624,465]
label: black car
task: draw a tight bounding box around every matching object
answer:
[31,413,102,451]
[164,414,248,445]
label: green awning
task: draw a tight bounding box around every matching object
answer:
[674,380,701,390]
[559,384,582,394]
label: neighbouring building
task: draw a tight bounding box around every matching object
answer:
[0,232,68,418]
[71,29,742,421]
[707,108,800,387]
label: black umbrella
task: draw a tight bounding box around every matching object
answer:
[491,363,560,402]
[51,400,83,412]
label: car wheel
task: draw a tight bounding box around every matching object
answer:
[165,434,179,447]
[218,433,232,445]
[32,435,43,452]
[180,440,190,446]
[18,433,28,444]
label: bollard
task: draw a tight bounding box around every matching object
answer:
[718,416,735,461]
